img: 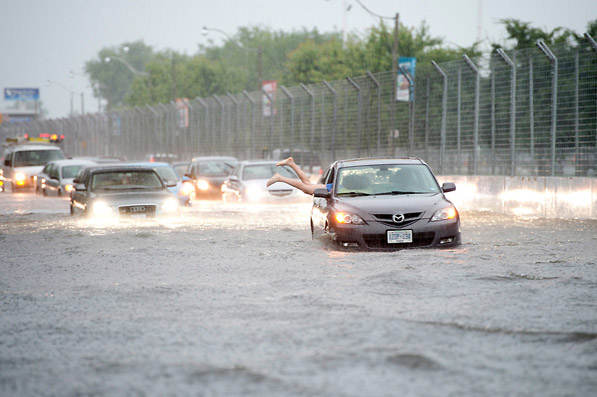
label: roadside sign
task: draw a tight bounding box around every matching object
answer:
[396,57,416,102]
[4,88,40,101]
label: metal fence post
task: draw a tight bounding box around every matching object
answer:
[242,91,255,159]
[496,48,517,177]
[196,97,208,154]
[424,77,430,161]
[300,83,315,165]
[584,33,597,175]
[431,61,447,174]
[398,66,414,155]
[346,77,362,157]
[227,93,240,159]
[528,56,535,175]
[280,86,295,159]
[213,95,224,154]
[536,40,558,176]
[463,54,480,175]
[366,71,382,155]
[322,80,337,162]
[262,88,274,158]
[183,99,193,160]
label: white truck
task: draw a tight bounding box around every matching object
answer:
[1,135,66,193]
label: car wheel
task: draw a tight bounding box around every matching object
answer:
[70,204,75,215]
[310,219,315,240]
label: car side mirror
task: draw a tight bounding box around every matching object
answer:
[74,184,87,192]
[313,188,331,198]
[184,173,192,179]
[73,178,79,184]
[166,182,177,188]
[4,159,10,167]
[228,176,239,182]
[442,182,456,193]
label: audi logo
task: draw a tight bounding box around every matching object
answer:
[129,206,146,213]
[392,213,405,223]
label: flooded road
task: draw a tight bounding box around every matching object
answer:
[1,193,596,396]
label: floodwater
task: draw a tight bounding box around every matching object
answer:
[1,193,596,396]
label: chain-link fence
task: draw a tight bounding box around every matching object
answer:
[2,40,597,176]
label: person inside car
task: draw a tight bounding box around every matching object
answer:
[267,157,331,195]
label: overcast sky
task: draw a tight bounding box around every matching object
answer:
[1,0,595,119]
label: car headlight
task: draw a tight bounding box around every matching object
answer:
[431,207,458,222]
[245,186,262,200]
[161,198,179,212]
[15,172,26,182]
[196,180,209,191]
[91,201,114,216]
[65,184,74,193]
[181,181,195,196]
[334,212,365,225]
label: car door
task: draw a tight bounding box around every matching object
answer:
[311,166,334,236]
[46,164,60,195]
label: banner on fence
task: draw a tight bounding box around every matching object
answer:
[262,80,277,116]
[176,98,189,128]
[396,57,416,102]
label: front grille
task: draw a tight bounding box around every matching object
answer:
[363,231,435,249]
[118,205,156,215]
[269,189,293,197]
[373,212,422,228]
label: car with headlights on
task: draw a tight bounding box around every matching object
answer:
[128,161,192,206]
[70,165,180,218]
[311,158,460,250]
[42,159,97,197]
[221,160,304,203]
[185,156,238,200]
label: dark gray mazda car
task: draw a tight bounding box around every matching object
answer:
[311,158,460,250]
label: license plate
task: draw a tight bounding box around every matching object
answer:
[387,230,413,244]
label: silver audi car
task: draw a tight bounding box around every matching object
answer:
[70,165,180,218]
[311,158,461,250]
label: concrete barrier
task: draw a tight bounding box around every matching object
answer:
[437,176,597,220]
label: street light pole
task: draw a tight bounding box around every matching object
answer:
[202,26,263,88]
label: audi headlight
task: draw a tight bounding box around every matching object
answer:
[196,180,209,191]
[15,172,26,182]
[91,201,114,216]
[431,207,457,222]
[334,212,365,225]
[161,198,179,213]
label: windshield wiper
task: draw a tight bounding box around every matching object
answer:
[375,191,423,195]
[337,191,373,197]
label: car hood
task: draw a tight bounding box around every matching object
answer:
[91,190,175,206]
[334,193,451,219]
[14,165,44,175]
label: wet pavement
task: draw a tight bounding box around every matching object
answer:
[1,192,596,396]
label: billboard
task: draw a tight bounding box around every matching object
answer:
[396,57,416,102]
[4,88,40,101]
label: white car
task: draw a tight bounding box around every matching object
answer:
[42,159,97,197]
[221,160,304,203]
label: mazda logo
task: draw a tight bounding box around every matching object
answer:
[392,213,405,223]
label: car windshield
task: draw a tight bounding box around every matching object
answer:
[198,161,236,177]
[154,166,180,185]
[14,149,65,167]
[335,164,440,196]
[62,165,83,179]
[90,170,163,191]
[173,164,188,177]
[242,164,298,181]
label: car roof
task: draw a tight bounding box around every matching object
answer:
[6,144,63,151]
[47,159,97,167]
[239,160,280,166]
[190,156,238,162]
[128,161,173,168]
[334,157,426,168]
[88,165,158,174]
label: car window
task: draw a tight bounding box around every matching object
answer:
[336,164,440,196]
[13,149,65,167]
[49,164,59,179]
[153,166,180,184]
[62,165,83,179]
[242,164,298,181]
[91,170,163,191]
[198,161,236,177]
